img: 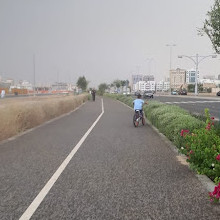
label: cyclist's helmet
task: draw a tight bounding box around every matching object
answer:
[137,94,141,98]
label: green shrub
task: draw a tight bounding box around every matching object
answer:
[182,126,220,183]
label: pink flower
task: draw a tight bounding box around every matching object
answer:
[206,125,211,130]
[189,150,194,154]
[213,186,218,195]
[209,185,220,203]
[180,130,184,136]
[216,154,220,161]
[211,117,215,120]
[180,129,189,137]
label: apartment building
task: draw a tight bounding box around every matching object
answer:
[186,69,200,84]
[156,81,170,91]
[170,68,186,89]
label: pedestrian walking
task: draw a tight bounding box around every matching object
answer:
[91,89,96,101]
[1,90,5,98]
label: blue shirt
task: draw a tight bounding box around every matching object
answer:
[133,99,144,110]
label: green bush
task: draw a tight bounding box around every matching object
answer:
[181,125,220,183]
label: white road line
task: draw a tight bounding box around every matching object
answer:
[165,100,220,104]
[19,99,104,220]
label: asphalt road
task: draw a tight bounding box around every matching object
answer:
[1,97,220,219]
[150,95,220,120]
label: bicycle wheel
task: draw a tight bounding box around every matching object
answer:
[133,113,139,127]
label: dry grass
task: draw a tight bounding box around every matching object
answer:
[0,94,88,141]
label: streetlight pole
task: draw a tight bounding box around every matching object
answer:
[33,54,36,97]
[178,54,217,95]
[166,44,176,70]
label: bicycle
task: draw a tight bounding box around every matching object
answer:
[133,110,145,127]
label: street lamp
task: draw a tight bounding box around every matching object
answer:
[166,44,176,70]
[178,54,217,95]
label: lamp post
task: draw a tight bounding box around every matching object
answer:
[33,54,36,97]
[166,44,176,70]
[178,54,217,95]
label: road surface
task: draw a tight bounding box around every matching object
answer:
[0,97,220,219]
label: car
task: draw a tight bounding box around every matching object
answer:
[171,91,177,95]
[178,90,187,95]
[217,91,220,96]
[134,91,141,96]
[143,90,153,98]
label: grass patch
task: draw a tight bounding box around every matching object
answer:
[0,94,88,141]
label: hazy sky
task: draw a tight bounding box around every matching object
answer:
[0,0,218,87]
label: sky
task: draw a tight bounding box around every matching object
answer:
[0,0,219,88]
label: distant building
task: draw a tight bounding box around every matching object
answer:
[143,75,154,82]
[156,81,170,91]
[132,75,143,85]
[133,80,156,92]
[0,82,10,89]
[218,74,220,80]
[170,68,186,89]
[51,82,68,91]
[145,81,156,91]
[5,78,14,86]
[203,75,215,80]
[131,74,155,91]
[186,69,200,84]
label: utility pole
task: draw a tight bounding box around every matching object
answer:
[33,54,36,96]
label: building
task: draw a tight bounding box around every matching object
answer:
[145,81,156,91]
[51,82,68,91]
[203,75,215,80]
[186,69,200,84]
[131,74,155,91]
[143,75,154,82]
[132,75,143,84]
[156,81,170,91]
[170,68,186,90]
[134,81,146,92]
[133,80,156,92]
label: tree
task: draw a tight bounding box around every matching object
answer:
[120,80,126,87]
[113,80,121,92]
[76,76,88,91]
[200,0,220,53]
[187,84,195,93]
[98,83,108,96]
[198,83,203,93]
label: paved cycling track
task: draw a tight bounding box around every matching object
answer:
[0,97,220,219]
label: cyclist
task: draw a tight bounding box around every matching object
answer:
[133,94,147,118]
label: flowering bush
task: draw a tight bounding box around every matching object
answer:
[180,109,220,184]
[209,182,220,203]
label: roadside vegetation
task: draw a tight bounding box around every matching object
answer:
[106,94,220,187]
[0,94,88,141]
